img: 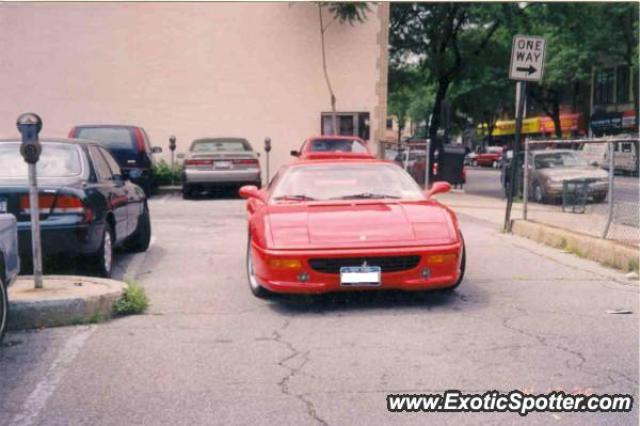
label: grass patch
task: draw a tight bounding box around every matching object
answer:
[114,282,149,316]
[628,258,639,273]
[565,245,585,258]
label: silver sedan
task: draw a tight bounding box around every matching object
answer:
[182,138,261,199]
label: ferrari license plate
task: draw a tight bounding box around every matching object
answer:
[214,161,232,169]
[340,266,381,287]
[0,197,7,214]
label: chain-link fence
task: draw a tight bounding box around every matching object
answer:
[520,137,639,247]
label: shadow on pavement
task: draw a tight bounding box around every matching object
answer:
[265,286,487,315]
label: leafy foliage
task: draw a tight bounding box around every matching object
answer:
[153,159,182,186]
[114,282,149,316]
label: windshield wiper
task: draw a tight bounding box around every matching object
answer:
[331,192,401,200]
[273,194,316,201]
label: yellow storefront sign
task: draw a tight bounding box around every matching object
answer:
[477,117,541,136]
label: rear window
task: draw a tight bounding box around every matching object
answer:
[75,127,135,150]
[0,142,82,177]
[191,139,251,152]
[310,139,367,153]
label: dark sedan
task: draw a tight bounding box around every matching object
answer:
[0,139,152,277]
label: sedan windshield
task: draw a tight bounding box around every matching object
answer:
[270,163,425,202]
[0,142,82,177]
[534,152,588,169]
[192,139,251,152]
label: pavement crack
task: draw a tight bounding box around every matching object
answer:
[271,319,329,426]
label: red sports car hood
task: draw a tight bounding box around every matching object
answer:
[266,201,455,250]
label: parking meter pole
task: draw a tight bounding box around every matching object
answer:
[504,81,527,232]
[16,112,44,289]
[523,140,529,220]
[602,142,615,238]
[264,137,272,184]
[28,164,43,289]
[169,136,177,186]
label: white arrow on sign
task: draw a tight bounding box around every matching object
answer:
[509,35,546,82]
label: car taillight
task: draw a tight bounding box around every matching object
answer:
[133,128,146,153]
[68,127,77,138]
[233,159,259,166]
[185,159,214,167]
[20,194,93,222]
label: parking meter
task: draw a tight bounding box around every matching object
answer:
[264,137,271,184]
[169,135,176,152]
[16,113,44,289]
[17,113,43,164]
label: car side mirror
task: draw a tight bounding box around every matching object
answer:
[589,160,599,167]
[256,152,261,158]
[290,150,300,157]
[239,185,266,202]
[152,146,163,154]
[426,181,451,198]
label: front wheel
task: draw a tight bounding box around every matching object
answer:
[440,233,466,292]
[532,181,547,204]
[90,223,114,278]
[246,238,272,299]
[0,274,8,344]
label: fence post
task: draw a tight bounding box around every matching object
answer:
[523,139,529,220]
[602,141,615,238]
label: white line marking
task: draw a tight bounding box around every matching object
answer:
[11,326,96,426]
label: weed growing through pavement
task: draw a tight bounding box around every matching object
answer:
[114,282,149,316]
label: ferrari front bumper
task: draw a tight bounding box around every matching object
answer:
[250,242,463,295]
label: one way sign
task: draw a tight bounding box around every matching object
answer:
[509,35,546,82]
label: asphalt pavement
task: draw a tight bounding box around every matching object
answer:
[0,192,638,425]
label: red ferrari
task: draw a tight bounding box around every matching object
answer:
[239,159,465,298]
[290,135,374,160]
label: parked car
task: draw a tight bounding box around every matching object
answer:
[579,139,639,176]
[394,149,426,171]
[182,138,261,199]
[528,150,609,204]
[239,159,465,298]
[473,146,503,167]
[0,214,19,343]
[68,125,162,195]
[290,136,374,160]
[0,139,152,277]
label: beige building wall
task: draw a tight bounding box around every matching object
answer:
[0,2,389,177]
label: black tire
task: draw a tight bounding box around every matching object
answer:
[90,223,114,278]
[0,273,7,345]
[182,183,193,200]
[125,204,151,253]
[532,181,547,204]
[440,232,466,292]
[593,193,607,203]
[246,237,272,299]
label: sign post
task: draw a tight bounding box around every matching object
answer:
[504,35,546,232]
[16,113,44,289]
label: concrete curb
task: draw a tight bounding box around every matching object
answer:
[155,186,181,195]
[511,220,639,272]
[7,276,126,331]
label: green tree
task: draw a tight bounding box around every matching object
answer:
[390,3,508,177]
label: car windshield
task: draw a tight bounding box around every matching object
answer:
[270,163,425,201]
[0,142,82,177]
[192,139,251,152]
[75,127,135,150]
[309,139,367,153]
[534,152,588,169]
